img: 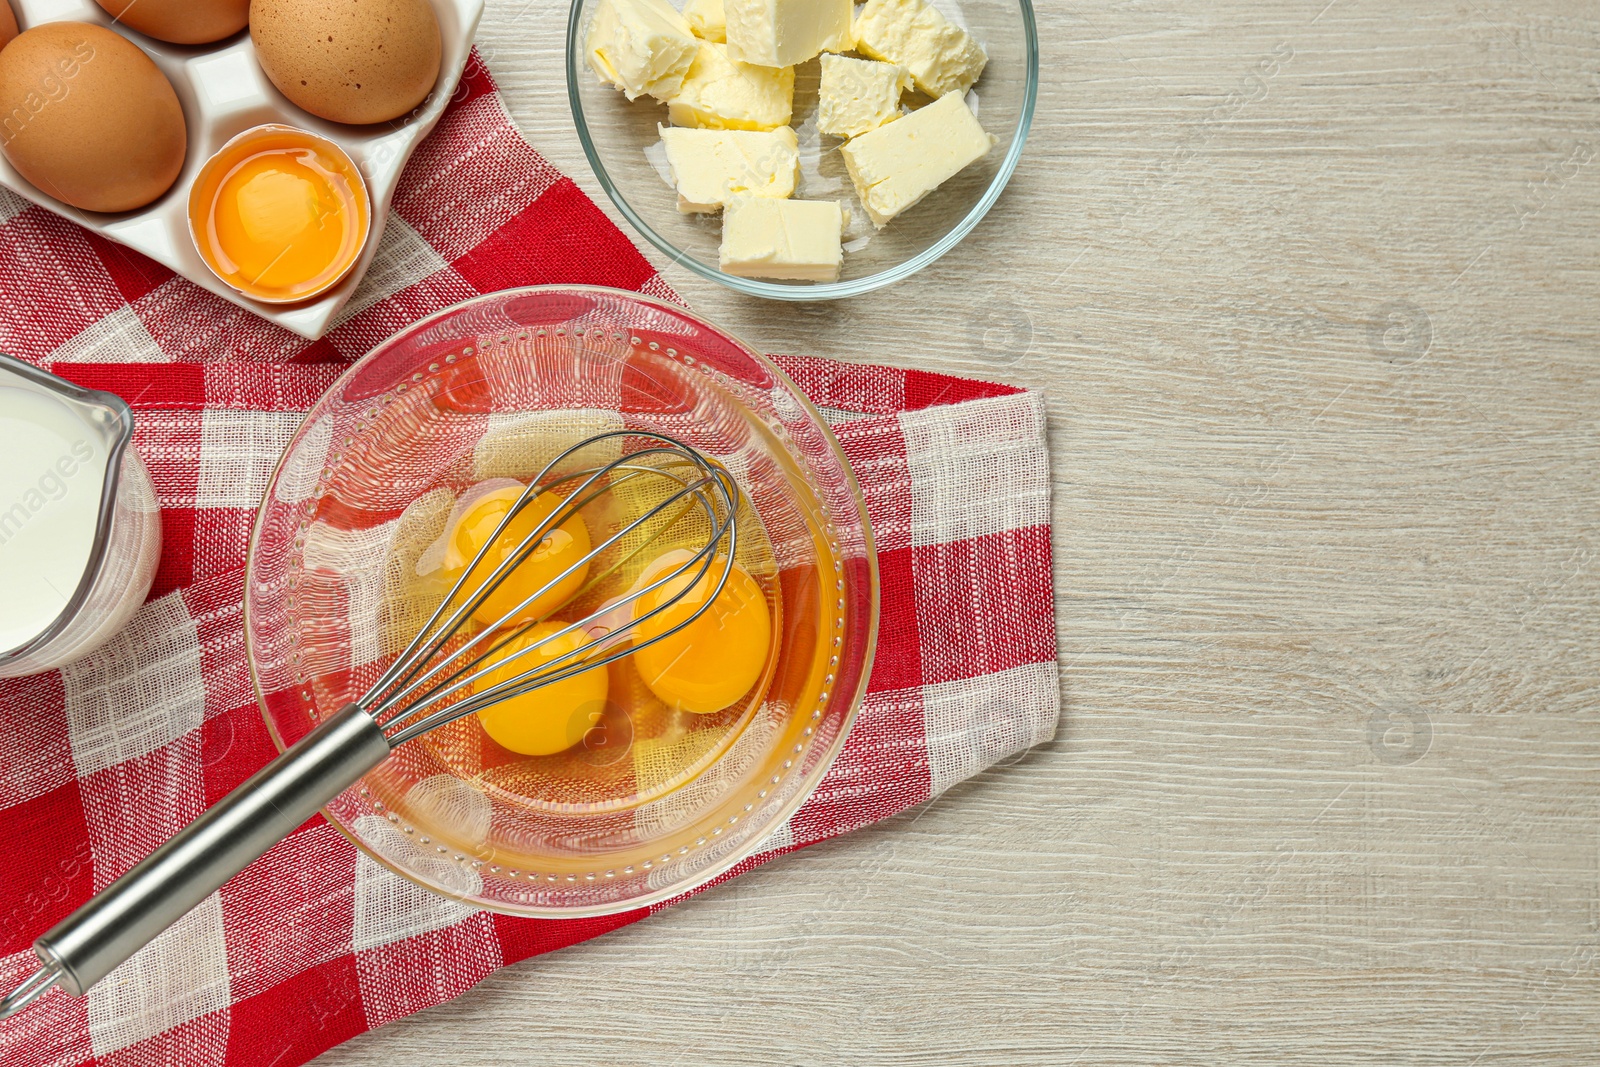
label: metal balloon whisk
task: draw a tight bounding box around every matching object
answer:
[0,431,738,1020]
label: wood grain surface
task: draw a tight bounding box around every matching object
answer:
[318,1,1600,1063]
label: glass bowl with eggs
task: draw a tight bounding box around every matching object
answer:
[567,0,1039,299]
[245,286,879,914]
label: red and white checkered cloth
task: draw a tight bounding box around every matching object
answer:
[0,55,1057,1067]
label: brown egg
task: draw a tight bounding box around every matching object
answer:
[251,0,443,125]
[93,0,250,46]
[0,23,187,213]
[0,2,18,52]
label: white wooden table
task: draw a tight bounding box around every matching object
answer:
[322,1,1600,1062]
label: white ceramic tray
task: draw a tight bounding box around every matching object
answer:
[0,0,484,340]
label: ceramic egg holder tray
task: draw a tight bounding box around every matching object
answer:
[0,0,484,340]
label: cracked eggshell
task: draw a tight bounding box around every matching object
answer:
[250,0,443,125]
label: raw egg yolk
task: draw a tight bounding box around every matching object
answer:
[191,129,368,302]
[476,622,607,756]
[630,551,772,715]
[443,486,591,627]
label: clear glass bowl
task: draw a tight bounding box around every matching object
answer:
[565,0,1039,300]
[245,287,878,915]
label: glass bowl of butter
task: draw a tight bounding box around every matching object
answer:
[566,0,1038,299]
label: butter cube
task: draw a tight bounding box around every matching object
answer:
[586,0,700,101]
[683,0,727,42]
[667,43,794,130]
[839,91,995,228]
[723,0,853,68]
[720,198,846,282]
[818,54,911,139]
[658,125,799,212]
[853,0,989,98]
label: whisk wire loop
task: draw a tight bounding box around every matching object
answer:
[378,476,734,738]
[383,485,740,744]
[0,960,64,1019]
[370,466,718,724]
[391,494,741,742]
[364,436,690,703]
[362,431,743,746]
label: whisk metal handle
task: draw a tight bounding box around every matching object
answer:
[30,704,389,999]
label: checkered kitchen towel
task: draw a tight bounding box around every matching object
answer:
[0,55,1058,1067]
